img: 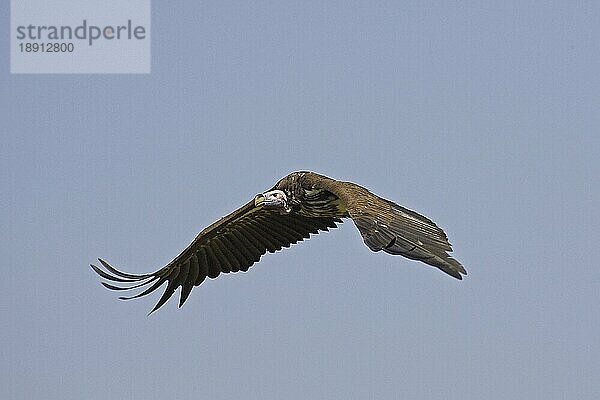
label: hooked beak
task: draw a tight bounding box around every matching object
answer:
[254,193,266,207]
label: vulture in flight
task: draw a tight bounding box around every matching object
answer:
[92,171,466,313]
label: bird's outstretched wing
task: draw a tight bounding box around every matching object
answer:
[349,192,465,279]
[91,198,341,314]
[306,176,466,279]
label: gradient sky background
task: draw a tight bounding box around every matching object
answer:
[2,2,599,399]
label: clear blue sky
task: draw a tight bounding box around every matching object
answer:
[2,2,599,399]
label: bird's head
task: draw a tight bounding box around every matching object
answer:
[255,190,292,213]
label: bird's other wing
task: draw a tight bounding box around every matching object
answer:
[91,198,342,314]
[313,178,466,279]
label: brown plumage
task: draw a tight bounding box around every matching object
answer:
[91,171,466,313]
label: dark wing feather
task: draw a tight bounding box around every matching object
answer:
[309,177,466,279]
[91,198,342,313]
[350,195,465,279]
